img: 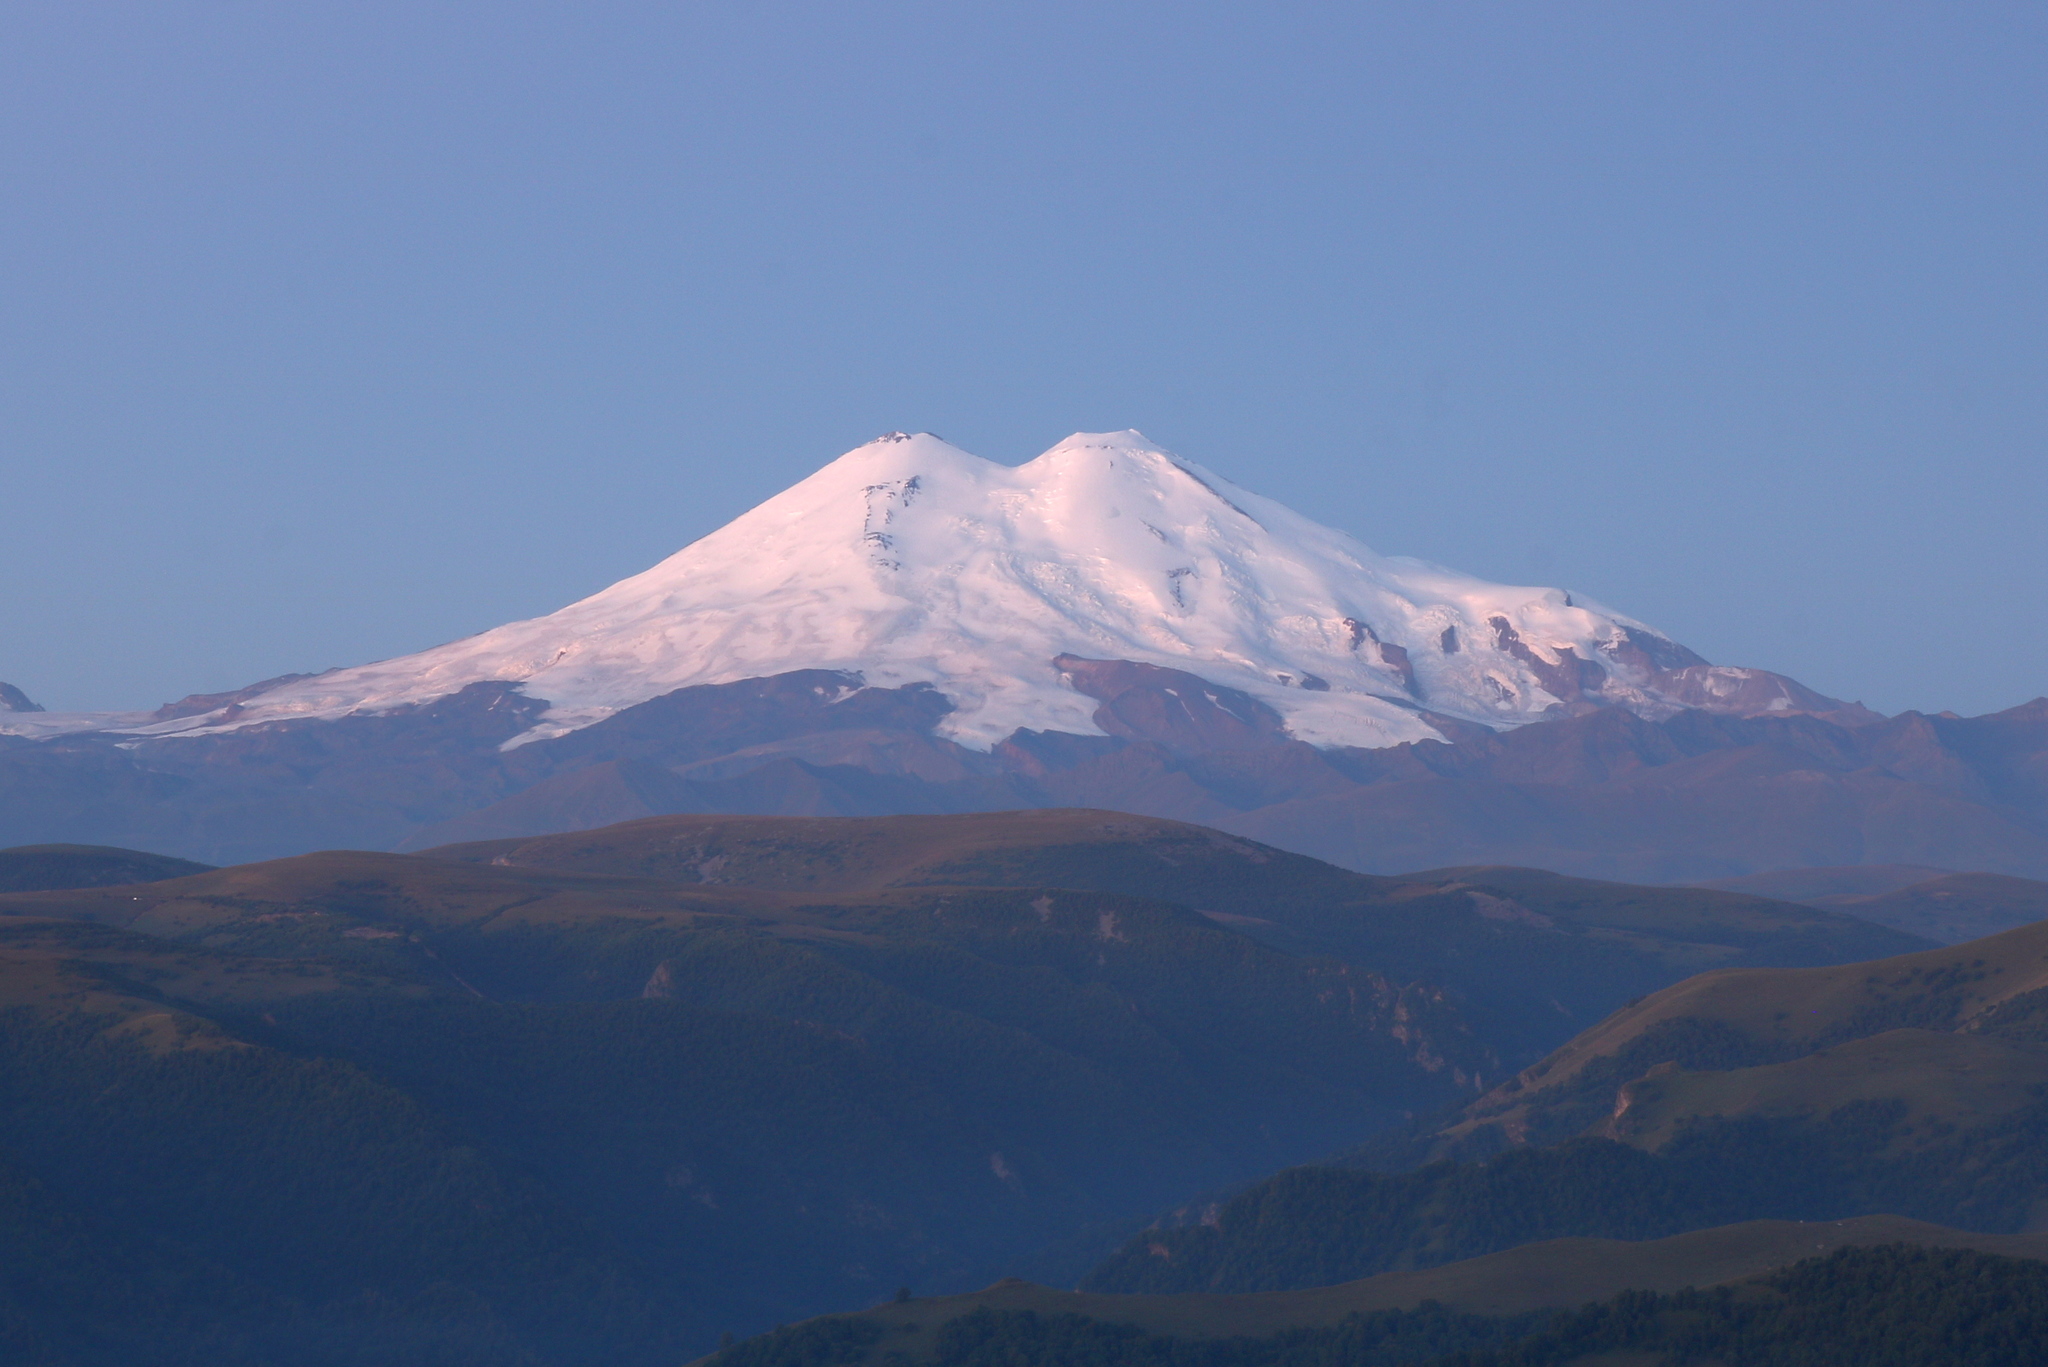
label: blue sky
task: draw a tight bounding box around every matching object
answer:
[2,2,2043,716]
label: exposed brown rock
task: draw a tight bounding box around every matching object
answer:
[1488,616,1606,706]
[1640,665,1882,727]
[1342,618,1417,694]
[1052,655,1293,752]
[1597,625,1711,675]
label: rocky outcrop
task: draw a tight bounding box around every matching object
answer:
[1051,655,1293,752]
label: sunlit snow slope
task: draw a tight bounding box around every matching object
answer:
[40,431,1725,750]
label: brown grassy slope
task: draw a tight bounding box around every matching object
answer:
[0,843,1405,978]
[1434,915,2048,1149]
[698,1216,2048,1363]
[419,812,1933,1069]
[1602,1029,2048,1151]
[1524,918,2048,1082]
[422,809,1383,902]
[423,811,1925,967]
[0,916,398,1053]
[6,815,1928,976]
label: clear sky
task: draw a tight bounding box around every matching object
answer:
[2,3,2042,717]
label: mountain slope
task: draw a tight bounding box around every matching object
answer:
[4,667,2044,875]
[1216,700,2048,882]
[1433,914,2048,1153]
[1698,866,2048,944]
[889,1216,2048,1332]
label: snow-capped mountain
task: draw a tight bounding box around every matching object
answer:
[11,430,1857,752]
[18,429,2041,880]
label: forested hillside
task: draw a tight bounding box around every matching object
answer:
[707,1245,2048,1367]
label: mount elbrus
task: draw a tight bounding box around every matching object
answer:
[4,430,2044,873]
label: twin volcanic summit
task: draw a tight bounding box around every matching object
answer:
[4,430,2043,874]
[12,430,1839,747]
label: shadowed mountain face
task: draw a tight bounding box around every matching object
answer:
[3,668,2047,882]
